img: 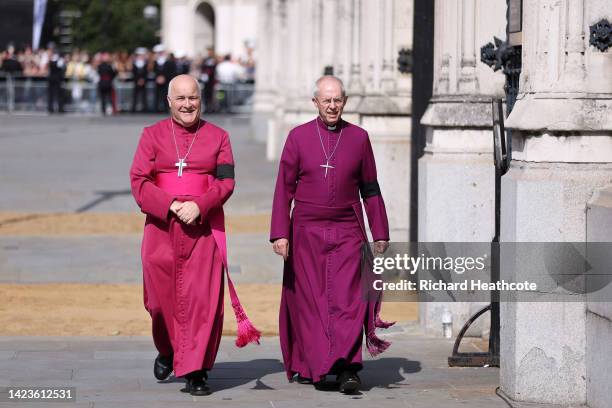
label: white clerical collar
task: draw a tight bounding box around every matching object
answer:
[317,117,341,132]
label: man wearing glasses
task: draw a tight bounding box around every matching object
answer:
[270,75,392,394]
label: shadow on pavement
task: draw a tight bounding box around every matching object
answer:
[159,359,284,393]
[156,357,421,394]
[75,189,132,213]
[361,358,422,390]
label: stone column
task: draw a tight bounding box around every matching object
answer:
[162,0,193,55]
[321,0,336,69]
[335,0,353,85]
[499,0,612,405]
[347,0,364,96]
[361,0,382,97]
[265,0,289,160]
[391,0,412,111]
[586,185,612,408]
[458,0,478,93]
[380,0,395,94]
[252,0,276,143]
[418,0,506,336]
[357,0,411,241]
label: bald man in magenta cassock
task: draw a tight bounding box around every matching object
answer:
[130,74,260,396]
[270,75,394,394]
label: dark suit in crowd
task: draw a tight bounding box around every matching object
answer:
[153,56,177,112]
[97,61,117,115]
[47,55,66,113]
[131,60,149,112]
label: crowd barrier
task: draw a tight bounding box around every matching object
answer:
[0,74,254,114]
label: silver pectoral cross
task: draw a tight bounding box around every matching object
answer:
[320,161,335,178]
[175,158,187,177]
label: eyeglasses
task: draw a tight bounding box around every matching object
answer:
[315,97,346,107]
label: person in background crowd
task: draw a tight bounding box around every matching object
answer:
[65,50,91,111]
[175,50,190,76]
[1,44,23,112]
[131,47,149,113]
[0,43,256,114]
[153,45,176,113]
[200,47,217,113]
[47,45,66,113]
[97,52,117,115]
[215,55,242,112]
[239,41,256,84]
[1,44,23,75]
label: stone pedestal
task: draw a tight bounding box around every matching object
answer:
[585,186,612,408]
[418,0,506,336]
[499,0,612,404]
[500,160,612,405]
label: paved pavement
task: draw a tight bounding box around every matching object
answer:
[0,113,275,215]
[0,113,280,284]
[0,326,506,408]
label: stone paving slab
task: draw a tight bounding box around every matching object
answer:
[0,114,275,215]
[0,330,506,407]
[0,233,280,284]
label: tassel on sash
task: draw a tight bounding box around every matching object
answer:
[207,180,261,347]
[353,203,394,356]
[225,272,262,347]
[366,330,392,357]
[155,171,261,346]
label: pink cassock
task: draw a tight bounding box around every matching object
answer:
[130,118,260,377]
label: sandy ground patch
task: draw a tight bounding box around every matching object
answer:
[0,283,417,337]
[0,212,271,235]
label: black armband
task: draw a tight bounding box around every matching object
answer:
[216,164,235,179]
[359,180,381,198]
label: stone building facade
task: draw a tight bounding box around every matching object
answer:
[498,1,612,406]
[163,0,612,405]
[162,0,257,59]
[253,0,413,240]
[419,0,506,338]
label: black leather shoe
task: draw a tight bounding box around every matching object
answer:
[338,370,360,394]
[153,354,173,380]
[186,377,211,396]
[294,375,312,384]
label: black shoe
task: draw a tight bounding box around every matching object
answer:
[185,377,211,396]
[338,370,360,394]
[153,354,173,380]
[294,374,312,384]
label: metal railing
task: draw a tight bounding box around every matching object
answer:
[0,74,255,114]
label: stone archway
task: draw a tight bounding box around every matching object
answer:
[194,1,215,55]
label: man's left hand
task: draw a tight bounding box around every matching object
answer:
[373,240,389,255]
[175,201,200,225]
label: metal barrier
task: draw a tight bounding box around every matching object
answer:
[0,75,254,114]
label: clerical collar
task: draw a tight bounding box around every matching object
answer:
[171,117,202,132]
[316,117,342,132]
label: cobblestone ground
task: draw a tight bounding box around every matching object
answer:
[0,113,505,407]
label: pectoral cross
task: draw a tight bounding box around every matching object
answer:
[175,158,187,177]
[320,161,335,178]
